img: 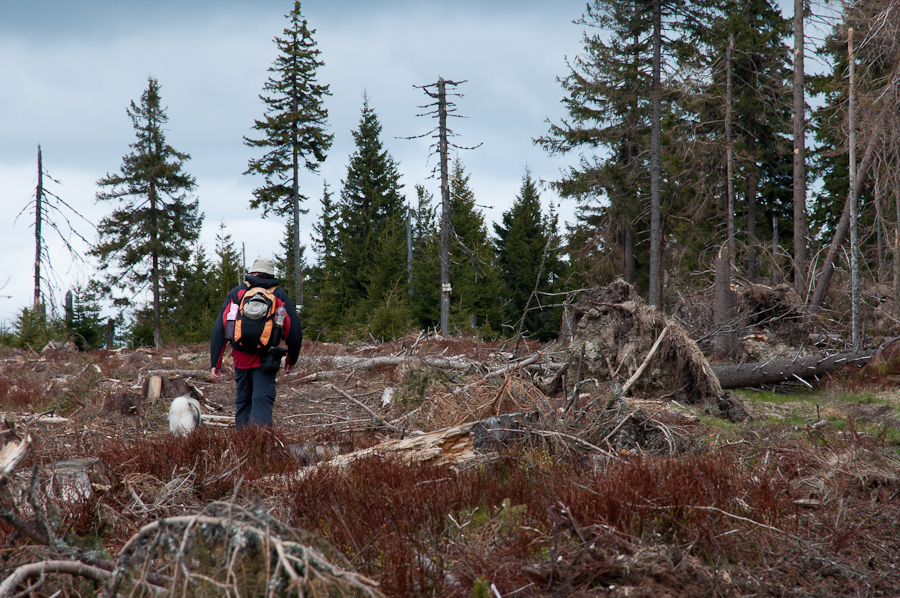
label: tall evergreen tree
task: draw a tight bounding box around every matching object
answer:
[537,0,711,301]
[333,96,406,326]
[244,0,332,304]
[211,221,241,301]
[448,159,501,334]
[91,76,201,348]
[702,0,792,282]
[304,182,343,338]
[495,169,565,340]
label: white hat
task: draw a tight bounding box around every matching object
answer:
[249,256,275,276]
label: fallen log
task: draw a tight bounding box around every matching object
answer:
[304,355,480,372]
[302,413,538,471]
[712,349,875,389]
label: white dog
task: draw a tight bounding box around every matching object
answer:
[168,396,203,436]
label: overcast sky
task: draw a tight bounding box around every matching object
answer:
[0,0,602,325]
[1,0,808,328]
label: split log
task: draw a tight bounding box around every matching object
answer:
[303,413,536,471]
[712,349,875,389]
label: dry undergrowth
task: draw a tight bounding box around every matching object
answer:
[1,339,900,597]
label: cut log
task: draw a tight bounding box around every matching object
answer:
[46,458,116,502]
[712,350,875,389]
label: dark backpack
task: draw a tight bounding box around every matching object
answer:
[230,285,281,354]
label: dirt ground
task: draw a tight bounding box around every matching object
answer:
[4,333,900,597]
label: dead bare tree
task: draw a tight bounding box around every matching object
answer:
[408,78,481,337]
[14,145,95,314]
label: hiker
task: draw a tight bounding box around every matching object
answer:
[210,257,302,428]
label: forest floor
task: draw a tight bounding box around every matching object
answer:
[2,332,900,597]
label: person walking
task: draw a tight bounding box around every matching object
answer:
[210,257,302,428]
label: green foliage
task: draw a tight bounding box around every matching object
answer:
[64,281,106,350]
[324,96,407,337]
[369,280,412,341]
[536,0,729,294]
[409,184,440,330]
[447,159,501,335]
[211,221,241,301]
[274,218,310,307]
[11,305,62,349]
[244,0,332,218]
[90,76,202,348]
[494,169,566,340]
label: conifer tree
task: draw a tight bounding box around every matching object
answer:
[91,76,201,348]
[211,221,241,301]
[702,0,792,281]
[333,96,406,326]
[304,182,343,337]
[65,280,105,350]
[537,0,711,301]
[409,184,441,328]
[447,159,500,333]
[166,244,215,344]
[495,169,565,340]
[244,0,332,304]
[274,218,309,306]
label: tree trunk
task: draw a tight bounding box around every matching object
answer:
[809,108,885,311]
[726,37,736,262]
[34,145,43,309]
[714,246,739,357]
[648,0,662,308]
[712,350,874,389]
[792,0,808,296]
[623,226,635,284]
[746,171,759,282]
[150,179,162,349]
[438,78,451,336]
[292,94,303,306]
[848,28,860,350]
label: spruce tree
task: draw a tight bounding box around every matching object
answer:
[163,243,215,344]
[334,96,406,327]
[65,280,105,350]
[537,0,712,299]
[409,184,441,329]
[274,218,309,306]
[304,182,343,338]
[702,0,792,281]
[495,169,565,340]
[91,76,201,349]
[211,221,241,300]
[447,159,500,334]
[244,0,332,304]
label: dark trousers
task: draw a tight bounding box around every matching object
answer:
[234,367,277,428]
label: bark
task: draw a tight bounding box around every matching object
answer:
[0,560,112,596]
[439,78,451,336]
[307,413,536,471]
[712,350,874,389]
